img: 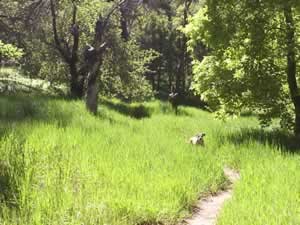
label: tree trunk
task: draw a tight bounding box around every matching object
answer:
[120,8,129,41]
[156,66,161,92]
[85,49,105,114]
[168,72,173,92]
[69,63,84,98]
[175,53,181,93]
[295,97,300,136]
[86,52,103,114]
[86,71,99,114]
[176,0,192,95]
[284,5,300,136]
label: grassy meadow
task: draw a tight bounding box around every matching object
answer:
[0,94,300,225]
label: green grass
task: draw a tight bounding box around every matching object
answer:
[0,95,300,225]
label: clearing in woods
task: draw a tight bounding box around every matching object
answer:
[0,96,300,225]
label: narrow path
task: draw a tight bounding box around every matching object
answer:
[182,168,240,225]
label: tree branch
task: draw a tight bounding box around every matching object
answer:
[70,0,79,61]
[50,0,71,62]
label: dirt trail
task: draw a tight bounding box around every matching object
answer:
[182,168,240,225]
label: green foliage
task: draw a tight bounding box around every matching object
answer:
[20,38,68,83]
[17,0,158,100]
[135,11,178,88]
[21,0,109,83]
[185,2,300,130]
[0,40,23,61]
[1,0,205,102]
[100,40,158,101]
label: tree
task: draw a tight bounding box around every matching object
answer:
[284,2,300,135]
[135,0,204,98]
[47,0,124,114]
[185,0,300,136]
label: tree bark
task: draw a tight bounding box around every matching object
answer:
[284,5,300,136]
[86,64,100,114]
[50,0,126,112]
[69,63,84,98]
[50,0,84,99]
[156,65,161,92]
[176,0,192,95]
[85,46,105,114]
[84,17,108,114]
[120,8,129,41]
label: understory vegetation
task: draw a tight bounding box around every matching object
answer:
[0,95,299,225]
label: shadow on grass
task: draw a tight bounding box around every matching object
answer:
[227,128,300,153]
[158,101,192,117]
[0,95,80,140]
[137,221,163,225]
[102,99,151,119]
[0,160,19,208]
[0,95,72,123]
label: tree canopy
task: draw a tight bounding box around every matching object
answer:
[1,0,300,135]
[185,0,300,135]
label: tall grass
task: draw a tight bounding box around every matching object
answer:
[0,95,299,225]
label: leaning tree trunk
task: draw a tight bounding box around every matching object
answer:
[86,71,99,114]
[85,52,104,115]
[284,5,300,136]
[83,15,108,115]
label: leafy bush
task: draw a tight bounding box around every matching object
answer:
[0,40,23,62]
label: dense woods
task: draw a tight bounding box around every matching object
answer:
[0,0,203,112]
[1,0,299,135]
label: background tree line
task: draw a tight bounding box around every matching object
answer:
[1,0,300,136]
[0,0,204,113]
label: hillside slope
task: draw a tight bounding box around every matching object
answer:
[0,96,299,225]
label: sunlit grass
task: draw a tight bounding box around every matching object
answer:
[0,67,66,96]
[0,95,300,225]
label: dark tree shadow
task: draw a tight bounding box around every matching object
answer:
[0,95,79,140]
[0,95,72,123]
[102,99,151,119]
[102,99,193,119]
[157,91,209,110]
[0,160,19,208]
[159,101,192,117]
[227,128,300,153]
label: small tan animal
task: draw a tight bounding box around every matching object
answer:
[190,133,206,146]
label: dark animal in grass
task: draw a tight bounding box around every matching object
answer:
[168,92,180,114]
[190,133,206,146]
